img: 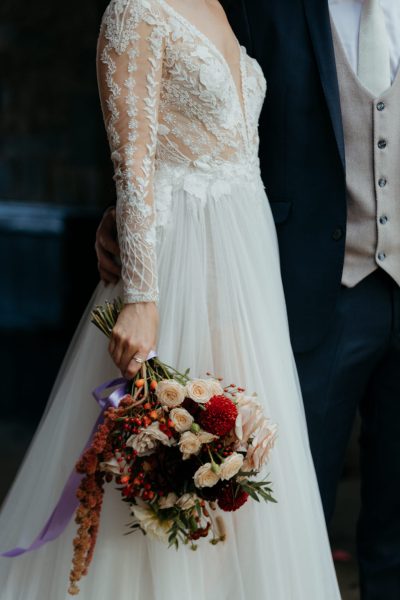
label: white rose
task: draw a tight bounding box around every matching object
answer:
[176,493,197,511]
[185,379,212,404]
[243,421,278,472]
[207,379,224,397]
[194,463,220,488]
[126,422,174,457]
[169,407,194,432]
[197,430,218,444]
[219,452,244,481]
[158,492,178,510]
[98,457,121,475]
[131,503,172,543]
[156,379,186,408]
[178,431,202,459]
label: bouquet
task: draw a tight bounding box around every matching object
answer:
[68,299,277,595]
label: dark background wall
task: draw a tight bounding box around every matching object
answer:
[0,0,114,206]
[0,0,115,425]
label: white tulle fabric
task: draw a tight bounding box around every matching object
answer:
[0,0,341,598]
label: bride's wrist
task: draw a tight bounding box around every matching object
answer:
[124,301,158,311]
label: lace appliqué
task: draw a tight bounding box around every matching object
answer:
[99,0,167,303]
[98,0,266,302]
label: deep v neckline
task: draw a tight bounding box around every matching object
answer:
[158,0,249,142]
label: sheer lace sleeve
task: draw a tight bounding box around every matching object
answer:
[97,0,166,303]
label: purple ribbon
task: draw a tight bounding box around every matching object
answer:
[1,350,157,558]
[0,351,157,557]
[1,377,129,557]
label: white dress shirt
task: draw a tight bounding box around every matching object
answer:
[329,0,400,81]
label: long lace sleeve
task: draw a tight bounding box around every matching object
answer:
[97,0,166,303]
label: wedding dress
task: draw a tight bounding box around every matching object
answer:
[0,0,341,598]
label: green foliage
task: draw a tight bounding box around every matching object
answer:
[238,477,277,504]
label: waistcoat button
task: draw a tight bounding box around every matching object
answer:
[377,102,385,111]
[378,178,387,188]
[378,252,386,261]
[378,140,387,149]
[379,216,388,225]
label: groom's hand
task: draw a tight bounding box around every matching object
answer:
[95,206,121,285]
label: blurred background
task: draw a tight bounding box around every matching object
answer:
[0,1,360,597]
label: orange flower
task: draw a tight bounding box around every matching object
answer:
[69,468,105,594]
[143,415,152,427]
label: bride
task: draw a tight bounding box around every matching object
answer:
[0,0,341,598]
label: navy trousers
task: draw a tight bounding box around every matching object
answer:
[294,269,400,600]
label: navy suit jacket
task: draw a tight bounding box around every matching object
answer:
[226,0,347,352]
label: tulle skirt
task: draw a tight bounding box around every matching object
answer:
[0,164,341,599]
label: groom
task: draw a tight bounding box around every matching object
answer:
[95,1,400,598]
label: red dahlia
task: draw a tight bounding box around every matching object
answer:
[199,395,238,436]
[217,484,249,512]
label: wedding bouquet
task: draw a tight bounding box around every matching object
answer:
[68,299,277,595]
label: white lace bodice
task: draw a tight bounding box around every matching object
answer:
[97,0,267,303]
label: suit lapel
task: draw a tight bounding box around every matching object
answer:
[303,0,345,170]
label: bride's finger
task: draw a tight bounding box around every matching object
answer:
[122,343,150,379]
[110,334,124,368]
[110,321,137,367]
[125,356,145,379]
[108,337,116,356]
[119,343,139,375]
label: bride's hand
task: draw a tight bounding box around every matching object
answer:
[109,302,159,379]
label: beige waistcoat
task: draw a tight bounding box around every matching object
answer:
[332,22,400,288]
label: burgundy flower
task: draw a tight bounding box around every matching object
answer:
[199,395,238,436]
[217,483,249,512]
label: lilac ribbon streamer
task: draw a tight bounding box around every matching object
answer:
[1,350,157,558]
